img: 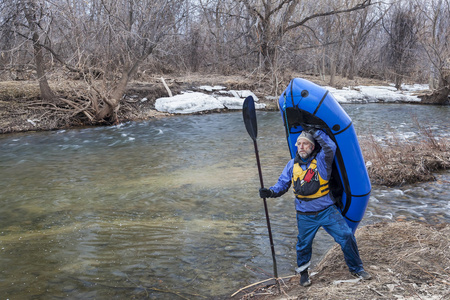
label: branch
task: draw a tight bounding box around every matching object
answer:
[267,0,292,19]
[241,0,264,20]
[12,29,82,73]
[283,0,374,33]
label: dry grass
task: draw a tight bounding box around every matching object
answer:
[0,81,41,100]
[233,221,450,300]
[360,130,450,186]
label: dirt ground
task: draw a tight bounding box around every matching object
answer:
[231,221,450,300]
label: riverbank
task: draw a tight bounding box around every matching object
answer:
[0,73,427,134]
[1,73,273,134]
[231,221,450,300]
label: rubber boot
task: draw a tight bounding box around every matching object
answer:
[300,269,311,287]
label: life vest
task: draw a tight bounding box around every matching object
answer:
[292,159,330,200]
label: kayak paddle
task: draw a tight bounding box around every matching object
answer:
[243,96,278,280]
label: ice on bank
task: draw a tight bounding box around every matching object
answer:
[327,84,427,103]
[154,83,429,114]
[155,90,264,114]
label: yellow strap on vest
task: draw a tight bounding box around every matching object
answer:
[293,159,330,199]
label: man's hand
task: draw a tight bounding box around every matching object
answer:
[301,124,320,136]
[301,124,314,132]
[307,128,322,139]
[307,128,318,135]
[259,188,274,198]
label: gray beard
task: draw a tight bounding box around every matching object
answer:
[299,152,311,159]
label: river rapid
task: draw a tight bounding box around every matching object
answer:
[0,104,449,299]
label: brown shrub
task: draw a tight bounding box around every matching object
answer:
[360,132,449,186]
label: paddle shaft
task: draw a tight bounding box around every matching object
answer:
[242,96,278,279]
[252,139,278,279]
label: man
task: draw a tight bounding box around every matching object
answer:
[259,129,371,287]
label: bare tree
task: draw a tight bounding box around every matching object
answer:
[23,0,56,101]
[78,0,186,122]
[240,0,373,72]
[1,0,56,100]
[302,10,343,85]
[345,2,387,80]
[49,0,185,122]
[1,0,186,123]
[381,1,420,89]
[197,0,255,73]
[416,0,450,104]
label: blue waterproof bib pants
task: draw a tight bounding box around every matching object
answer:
[295,205,363,273]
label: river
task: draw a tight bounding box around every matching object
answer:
[0,104,449,299]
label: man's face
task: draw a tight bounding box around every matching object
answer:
[297,139,314,159]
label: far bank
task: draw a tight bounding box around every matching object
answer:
[0,73,444,135]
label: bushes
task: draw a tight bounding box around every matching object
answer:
[361,130,449,186]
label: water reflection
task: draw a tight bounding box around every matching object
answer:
[0,105,449,299]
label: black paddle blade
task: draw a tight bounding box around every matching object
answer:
[243,96,257,141]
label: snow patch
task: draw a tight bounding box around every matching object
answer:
[155,83,429,114]
[155,91,265,114]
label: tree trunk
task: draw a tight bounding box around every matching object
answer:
[32,32,55,101]
[261,40,277,72]
[394,73,403,90]
[96,59,143,122]
[421,88,450,105]
[329,58,336,86]
[348,59,355,80]
[25,2,55,101]
[421,70,450,105]
[348,46,359,80]
[96,73,129,122]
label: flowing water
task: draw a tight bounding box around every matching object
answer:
[0,104,449,299]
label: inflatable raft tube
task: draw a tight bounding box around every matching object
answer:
[278,78,371,233]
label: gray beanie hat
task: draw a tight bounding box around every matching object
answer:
[296,131,315,145]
